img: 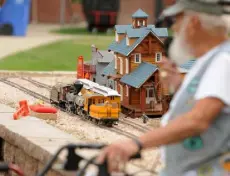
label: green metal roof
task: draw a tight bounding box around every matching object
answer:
[109,29,166,56]
[115,24,168,37]
[120,62,158,88]
[112,24,168,56]
[101,59,116,76]
[132,9,149,18]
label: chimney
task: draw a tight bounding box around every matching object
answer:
[91,44,97,52]
[91,44,98,65]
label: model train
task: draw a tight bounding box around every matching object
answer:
[50,79,121,126]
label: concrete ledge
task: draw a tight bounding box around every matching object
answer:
[0,104,86,176]
[0,71,76,77]
[0,104,150,176]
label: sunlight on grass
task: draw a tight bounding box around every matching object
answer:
[0,35,114,71]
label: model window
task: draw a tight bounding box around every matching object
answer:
[126,58,129,74]
[126,85,129,97]
[120,85,123,101]
[126,36,129,46]
[115,54,117,69]
[149,89,154,97]
[134,54,141,63]
[139,20,144,26]
[115,32,119,42]
[156,52,162,62]
[114,81,117,90]
[120,58,123,74]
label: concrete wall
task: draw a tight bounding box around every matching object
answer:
[3,141,63,176]
[0,104,82,176]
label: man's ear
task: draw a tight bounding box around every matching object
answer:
[187,15,201,37]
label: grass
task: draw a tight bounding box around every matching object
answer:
[0,35,113,71]
[0,26,172,71]
[51,27,115,36]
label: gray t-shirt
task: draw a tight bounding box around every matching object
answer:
[160,45,230,172]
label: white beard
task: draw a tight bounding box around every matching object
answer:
[168,26,193,66]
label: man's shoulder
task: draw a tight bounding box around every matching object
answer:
[209,51,230,67]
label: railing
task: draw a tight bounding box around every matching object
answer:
[83,64,96,74]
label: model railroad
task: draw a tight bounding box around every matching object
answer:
[0,78,139,139]
[1,78,50,102]
[20,77,52,90]
[21,77,151,132]
[119,118,151,132]
[0,77,159,174]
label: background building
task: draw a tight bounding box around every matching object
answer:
[29,0,175,24]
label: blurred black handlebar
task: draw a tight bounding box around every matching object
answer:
[0,143,142,176]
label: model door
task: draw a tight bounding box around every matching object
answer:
[146,88,155,104]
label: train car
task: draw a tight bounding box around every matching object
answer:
[76,79,121,125]
[50,79,121,126]
[82,0,120,32]
[50,82,75,108]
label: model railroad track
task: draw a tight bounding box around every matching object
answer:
[20,77,52,90]
[58,107,138,139]
[119,118,151,133]
[1,79,50,103]
[22,78,151,134]
[0,78,138,139]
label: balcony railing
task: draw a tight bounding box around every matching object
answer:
[83,64,96,74]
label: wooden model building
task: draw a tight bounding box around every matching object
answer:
[77,9,197,118]
[102,9,170,117]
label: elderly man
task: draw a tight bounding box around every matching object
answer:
[97,0,230,175]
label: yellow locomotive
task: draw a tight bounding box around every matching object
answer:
[50,79,121,126]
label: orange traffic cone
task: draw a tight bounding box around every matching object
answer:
[13,100,30,120]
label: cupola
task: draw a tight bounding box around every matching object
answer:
[132,9,148,28]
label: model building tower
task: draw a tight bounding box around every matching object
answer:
[102,9,169,117]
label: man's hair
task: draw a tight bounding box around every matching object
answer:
[185,11,228,35]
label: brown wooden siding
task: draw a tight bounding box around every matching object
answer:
[129,33,165,72]
[123,85,130,106]
[117,56,121,74]
[130,88,140,105]
[117,56,128,76]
